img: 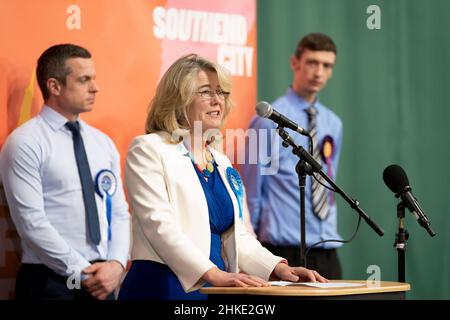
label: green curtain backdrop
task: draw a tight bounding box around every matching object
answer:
[257,0,450,299]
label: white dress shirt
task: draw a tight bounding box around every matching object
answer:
[0,106,130,278]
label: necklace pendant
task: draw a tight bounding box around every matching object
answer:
[205,151,213,162]
[206,162,214,173]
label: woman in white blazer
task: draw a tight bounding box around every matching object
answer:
[118,54,326,300]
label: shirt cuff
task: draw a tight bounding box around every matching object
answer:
[107,250,129,269]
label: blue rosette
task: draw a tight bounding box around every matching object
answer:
[95,169,117,241]
[226,167,244,221]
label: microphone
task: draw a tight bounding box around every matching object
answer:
[256,101,309,136]
[383,164,436,237]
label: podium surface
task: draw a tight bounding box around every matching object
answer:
[200,280,410,300]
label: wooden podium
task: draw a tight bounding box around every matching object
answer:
[200,280,410,300]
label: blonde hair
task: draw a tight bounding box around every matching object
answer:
[145,54,234,138]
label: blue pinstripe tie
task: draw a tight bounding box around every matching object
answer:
[66,121,101,244]
[306,106,329,220]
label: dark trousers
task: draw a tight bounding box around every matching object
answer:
[262,243,342,280]
[15,263,114,300]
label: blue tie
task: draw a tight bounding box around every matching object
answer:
[65,121,101,245]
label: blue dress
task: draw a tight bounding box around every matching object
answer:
[118,161,234,300]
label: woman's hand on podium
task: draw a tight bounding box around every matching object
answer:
[202,267,270,287]
[270,262,328,283]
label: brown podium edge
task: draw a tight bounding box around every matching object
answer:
[200,280,411,297]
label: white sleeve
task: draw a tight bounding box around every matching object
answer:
[0,134,90,277]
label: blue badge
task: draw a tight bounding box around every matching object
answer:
[95,169,117,241]
[226,167,244,220]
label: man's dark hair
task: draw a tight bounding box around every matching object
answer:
[36,44,91,100]
[295,33,337,59]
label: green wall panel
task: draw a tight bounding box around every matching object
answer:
[257,0,450,299]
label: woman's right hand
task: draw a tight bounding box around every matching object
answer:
[202,267,270,287]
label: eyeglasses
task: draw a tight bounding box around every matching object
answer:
[195,90,230,99]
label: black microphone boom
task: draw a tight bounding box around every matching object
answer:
[383,164,436,237]
[256,101,309,136]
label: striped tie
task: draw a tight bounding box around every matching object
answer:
[306,105,329,220]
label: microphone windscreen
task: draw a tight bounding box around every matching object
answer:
[256,101,272,118]
[383,164,410,193]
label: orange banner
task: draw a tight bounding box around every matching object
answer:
[0,0,256,299]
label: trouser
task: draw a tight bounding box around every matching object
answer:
[15,262,114,300]
[262,243,342,280]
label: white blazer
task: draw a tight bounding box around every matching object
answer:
[124,132,284,292]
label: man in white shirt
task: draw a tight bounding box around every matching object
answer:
[0,44,130,300]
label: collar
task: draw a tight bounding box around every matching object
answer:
[208,147,227,168]
[40,105,84,132]
[177,139,190,157]
[286,87,321,113]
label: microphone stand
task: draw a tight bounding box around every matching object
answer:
[277,127,311,267]
[296,159,310,268]
[276,127,384,267]
[394,202,408,282]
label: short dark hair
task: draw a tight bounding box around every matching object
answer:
[36,44,91,100]
[294,33,337,59]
